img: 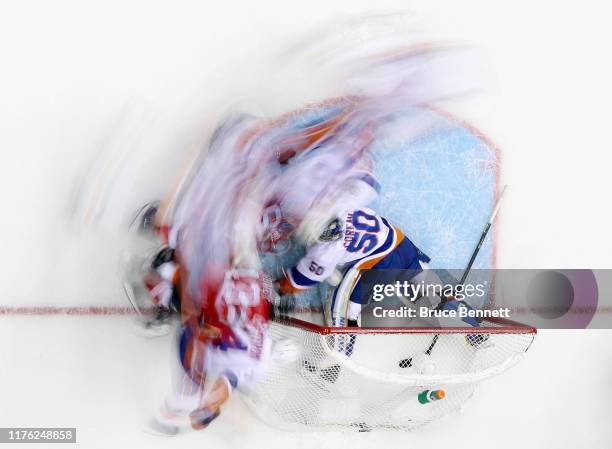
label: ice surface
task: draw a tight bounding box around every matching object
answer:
[1,1,611,448]
[370,108,498,271]
[1,317,611,448]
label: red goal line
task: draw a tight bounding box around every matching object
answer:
[0,306,136,316]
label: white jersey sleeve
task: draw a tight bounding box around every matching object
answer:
[289,239,346,287]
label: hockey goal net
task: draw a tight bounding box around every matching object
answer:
[242,315,536,432]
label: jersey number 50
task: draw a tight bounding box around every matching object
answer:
[346,211,379,253]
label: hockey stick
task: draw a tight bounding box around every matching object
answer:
[458,185,507,285]
[399,185,507,368]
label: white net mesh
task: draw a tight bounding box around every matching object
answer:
[242,317,535,431]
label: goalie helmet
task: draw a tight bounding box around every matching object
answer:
[318,218,343,242]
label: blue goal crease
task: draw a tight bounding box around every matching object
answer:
[263,107,498,310]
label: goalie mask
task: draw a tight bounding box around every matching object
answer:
[318,218,343,242]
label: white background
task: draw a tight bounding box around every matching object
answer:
[0,1,611,448]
